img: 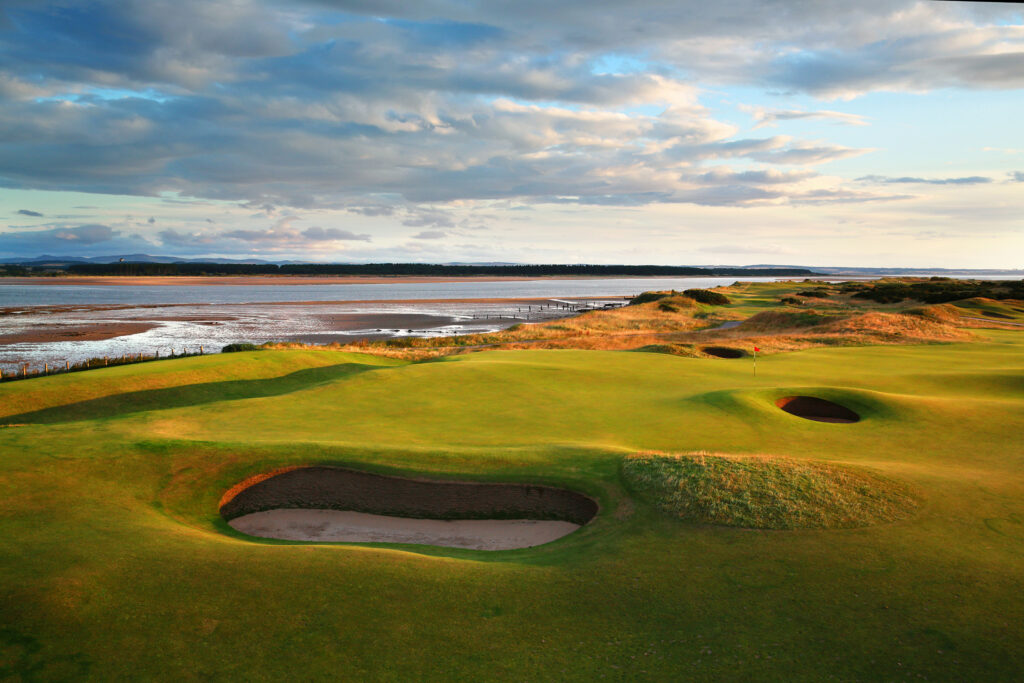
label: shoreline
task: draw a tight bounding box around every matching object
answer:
[0,297,594,364]
[0,295,627,316]
[0,274,796,287]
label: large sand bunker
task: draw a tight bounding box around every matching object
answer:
[220,466,598,550]
[776,396,860,423]
[229,509,581,550]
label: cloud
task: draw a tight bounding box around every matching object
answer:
[347,206,396,217]
[749,143,869,165]
[744,106,869,129]
[694,168,815,185]
[16,209,43,217]
[411,230,447,240]
[0,0,1018,233]
[52,224,116,244]
[159,228,219,246]
[788,189,914,205]
[984,147,1024,155]
[301,226,371,241]
[218,216,372,246]
[0,222,157,258]
[857,175,993,185]
[1009,171,1024,183]
[402,210,456,228]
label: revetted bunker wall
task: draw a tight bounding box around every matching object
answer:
[220,466,599,525]
[702,346,747,359]
[776,396,860,423]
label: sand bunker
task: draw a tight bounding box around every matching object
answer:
[776,396,860,423]
[220,466,597,550]
[702,346,747,359]
[230,509,580,550]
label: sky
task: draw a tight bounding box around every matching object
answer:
[0,0,1022,267]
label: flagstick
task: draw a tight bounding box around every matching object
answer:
[753,347,757,377]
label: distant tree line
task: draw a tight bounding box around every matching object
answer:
[0,265,31,276]
[851,278,1024,304]
[61,262,816,277]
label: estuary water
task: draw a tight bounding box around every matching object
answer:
[0,276,783,307]
[0,276,796,370]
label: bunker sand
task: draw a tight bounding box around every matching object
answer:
[229,509,581,550]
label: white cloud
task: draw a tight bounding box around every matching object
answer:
[743,106,870,129]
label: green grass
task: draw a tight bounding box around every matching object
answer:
[622,452,918,529]
[0,313,1022,680]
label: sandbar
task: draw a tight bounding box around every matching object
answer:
[0,322,157,344]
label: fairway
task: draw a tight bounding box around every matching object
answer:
[1,339,1022,680]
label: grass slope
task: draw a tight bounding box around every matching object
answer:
[622,452,918,529]
[0,332,1022,680]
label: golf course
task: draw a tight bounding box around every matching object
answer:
[1,281,1022,680]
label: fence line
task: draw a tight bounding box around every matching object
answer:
[0,345,205,384]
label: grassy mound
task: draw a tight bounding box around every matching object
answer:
[813,311,970,340]
[633,342,697,357]
[741,310,837,330]
[622,452,917,530]
[683,288,731,305]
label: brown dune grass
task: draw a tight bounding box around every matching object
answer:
[263,289,985,360]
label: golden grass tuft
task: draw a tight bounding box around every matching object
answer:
[904,303,963,324]
[622,451,918,530]
[812,311,971,340]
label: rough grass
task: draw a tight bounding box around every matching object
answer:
[622,451,918,530]
[812,311,972,341]
[740,310,841,330]
[257,282,997,362]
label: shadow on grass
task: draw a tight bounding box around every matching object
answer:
[1,362,382,425]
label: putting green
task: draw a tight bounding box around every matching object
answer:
[0,340,1022,680]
